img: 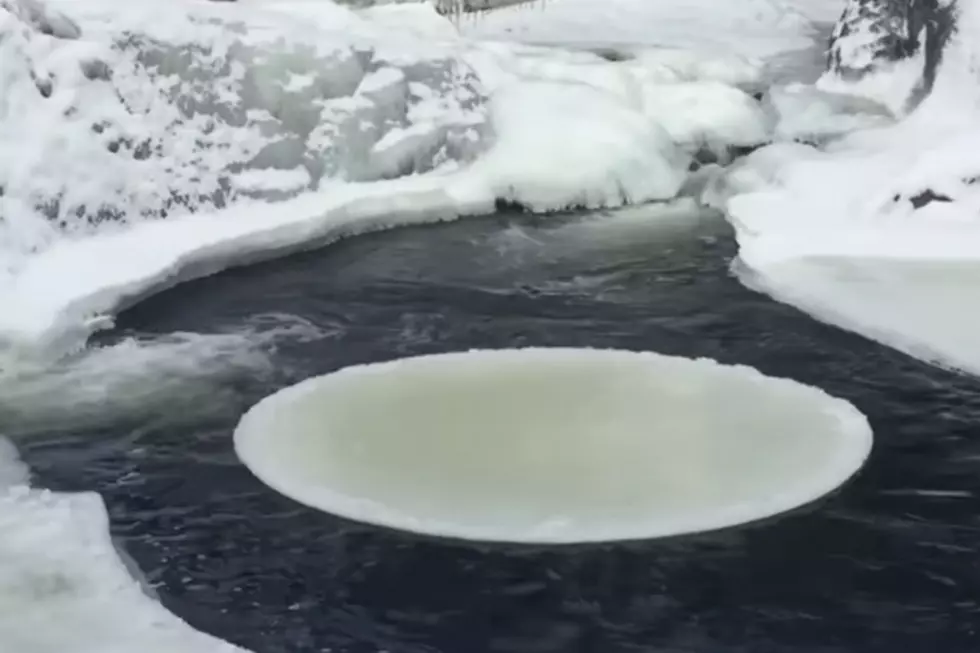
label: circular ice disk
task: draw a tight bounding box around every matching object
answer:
[234,348,872,544]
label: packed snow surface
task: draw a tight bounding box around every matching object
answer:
[234,348,873,544]
[0,313,326,435]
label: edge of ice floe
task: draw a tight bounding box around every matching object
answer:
[731,253,980,378]
[233,347,874,545]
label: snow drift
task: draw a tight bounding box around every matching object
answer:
[234,348,873,544]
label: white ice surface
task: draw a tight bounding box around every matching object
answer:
[722,2,980,376]
[235,347,872,544]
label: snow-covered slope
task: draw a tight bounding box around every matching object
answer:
[716,0,980,376]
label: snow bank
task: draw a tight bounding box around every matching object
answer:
[0,485,251,653]
[718,1,980,376]
[0,431,250,651]
[234,348,873,544]
[0,174,496,359]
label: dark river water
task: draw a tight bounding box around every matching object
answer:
[9,205,980,653]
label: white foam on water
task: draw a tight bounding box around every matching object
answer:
[0,313,331,436]
[234,347,873,545]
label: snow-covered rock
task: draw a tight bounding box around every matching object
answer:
[469,80,689,211]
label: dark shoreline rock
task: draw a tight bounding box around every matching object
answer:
[827,0,957,112]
